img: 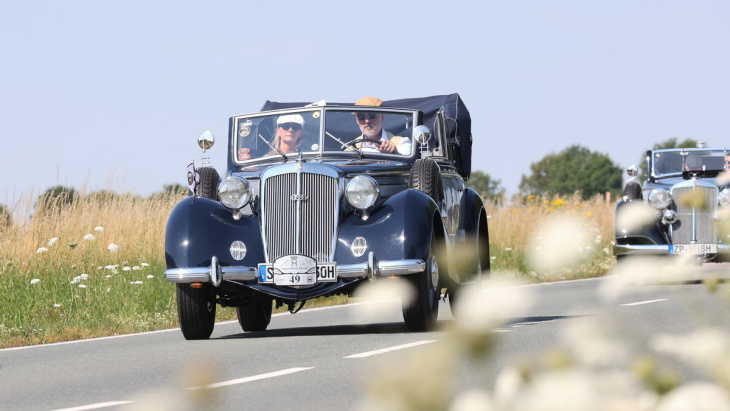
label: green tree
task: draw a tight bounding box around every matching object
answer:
[637,137,697,181]
[34,185,77,216]
[0,204,11,229]
[466,171,505,202]
[519,145,622,199]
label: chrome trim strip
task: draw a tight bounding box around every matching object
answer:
[337,259,425,278]
[165,266,258,283]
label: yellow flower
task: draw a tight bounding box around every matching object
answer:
[552,198,566,207]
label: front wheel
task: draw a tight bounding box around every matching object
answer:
[176,283,216,340]
[236,296,273,332]
[402,230,440,331]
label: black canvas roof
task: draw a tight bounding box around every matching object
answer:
[261,93,473,178]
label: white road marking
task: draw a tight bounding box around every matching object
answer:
[52,401,132,411]
[189,367,314,389]
[621,299,669,306]
[344,340,437,358]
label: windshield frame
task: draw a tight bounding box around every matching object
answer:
[650,147,730,180]
[229,106,420,166]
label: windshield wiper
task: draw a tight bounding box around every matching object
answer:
[326,131,362,156]
[258,134,287,161]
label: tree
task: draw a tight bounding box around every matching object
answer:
[466,171,505,202]
[0,204,11,229]
[519,145,622,199]
[34,185,77,216]
[637,137,697,182]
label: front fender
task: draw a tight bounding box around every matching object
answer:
[335,189,442,264]
[614,200,667,245]
[164,197,265,269]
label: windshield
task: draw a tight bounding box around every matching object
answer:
[652,148,730,177]
[233,108,415,163]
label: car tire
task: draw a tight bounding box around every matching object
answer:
[402,230,440,332]
[176,283,216,340]
[236,297,273,332]
[450,217,490,315]
[409,158,444,204]
[623,181,643,201]
[195,167,219,200]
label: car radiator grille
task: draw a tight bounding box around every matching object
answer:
[262,172,338,263]
[671,185,717,244]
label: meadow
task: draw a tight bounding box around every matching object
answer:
[0,190,618,348]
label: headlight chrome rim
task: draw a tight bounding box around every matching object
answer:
[218,176,252,210]
[719,189,730,208]
[648,189,671,209]
[345,175,380,210]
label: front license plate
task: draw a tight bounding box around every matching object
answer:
[258,256,338,285]
[275,273,316,285]
[671,244,717,254]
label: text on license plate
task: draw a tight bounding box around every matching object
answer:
[257,263,337,284]
[670,244,717,254]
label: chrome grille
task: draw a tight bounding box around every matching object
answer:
[671,185,717,244]
[262,170,338,263]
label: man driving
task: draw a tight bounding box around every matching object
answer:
[353,96,411,154]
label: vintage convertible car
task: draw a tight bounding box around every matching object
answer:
[614,144,730,262]
[164,94,490,339]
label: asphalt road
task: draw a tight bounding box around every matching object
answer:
[1,277,728,411]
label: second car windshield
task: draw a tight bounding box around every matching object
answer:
[653,150,730,175]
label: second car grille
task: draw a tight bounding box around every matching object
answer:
[262,171,338,263]
[671,185,717,244]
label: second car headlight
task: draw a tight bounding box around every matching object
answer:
[648,189,671,209]
[345,176,379,210]
[218,176,251,210]
[719,189,730,208]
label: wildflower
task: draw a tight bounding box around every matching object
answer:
[30,279,41,285]
[48,237,60,246]
[78,284,87,288]
[453,279,534,335]
[552,198,566,207]
[141,263,150,267]
[94,226,105,232]
[53,304,61,307]
[79,274,89,280]
[146,275,154,279]
[130,281,143,285]
[83,234,96,241]
[108,243,120,253]
[36,247,48,254]
[123,266,131,271]
[132,266,140,271]
[527,214,591,275]
[505,247,512,251]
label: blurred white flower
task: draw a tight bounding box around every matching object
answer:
[351,280,414,323]
[453,279,534,334]
[130,281,143,285]
[615,202,657,234]
[450,389,494,411]
[600,256,700,301]
[30,279,41,285]
[651,328,730,376]
[48,237,59,246]
[527,214,592,275]
[78,284,87,288]
[36,247,48,254]
[141,263,150,267]
[94,226,105,232]
[561,316,631,367]
[83,234,96,241]
[79,273,89,280]
[105,275,112,278]
[123,266,131,272]
[656,382,730,411]
[132,266,140,271]
[716,171,730,186]
[53,303,61,307]
[107,243,120,253]
[146,275,154,279]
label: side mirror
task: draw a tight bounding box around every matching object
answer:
[412,125,431,145]
[626,164,638,177]
[198,131,215,152]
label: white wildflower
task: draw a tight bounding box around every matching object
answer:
[561,316,631,367]
[79,273,89,280]
[78,284,87,288]
[716,172,730,187]
[48,237,59,246]
[450,389,495,411]
[453,279,534,334]
[656,382,730,411]
[651,328,730,375]
[130,281,143,285]
[146,275,154,279]
[105,275,112,278]
[505,247,512,251]
[36,247,48,254]
[53,303,61,307]
[352,280,414,323]
[527,214,591,275]
[123,266,131,272]
[30,279,41,285]
[141,263,150,267]
[132,266,140,271]
[107,243,120,253]
[94,226,105,232]
[83,234,96,241]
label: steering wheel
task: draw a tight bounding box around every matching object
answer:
[342,138,382,151]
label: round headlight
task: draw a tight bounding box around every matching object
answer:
[346,176,379,210]
[719,189,730,208]
[218,176,251,210]
[648,189,671,209]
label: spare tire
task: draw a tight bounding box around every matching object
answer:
[195,167,219,200]
[409,158,444,204]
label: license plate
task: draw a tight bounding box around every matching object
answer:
[257,259,337,284]
[670,244,717,254]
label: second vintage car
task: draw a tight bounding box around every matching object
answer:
[614,143,730,262]
[164,94,490,339]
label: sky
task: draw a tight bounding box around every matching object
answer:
[1,0,729,208]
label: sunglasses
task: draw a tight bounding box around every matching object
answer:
[356,113,379,121]
[279,123,302,131]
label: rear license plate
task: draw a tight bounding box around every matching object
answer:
[670,244,717,254]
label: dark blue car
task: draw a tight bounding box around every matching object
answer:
[164,94,490,339]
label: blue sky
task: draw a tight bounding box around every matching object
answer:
[1,0,728,206]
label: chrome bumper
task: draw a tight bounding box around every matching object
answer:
[164,253,425,286]
[613,243,730,256]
